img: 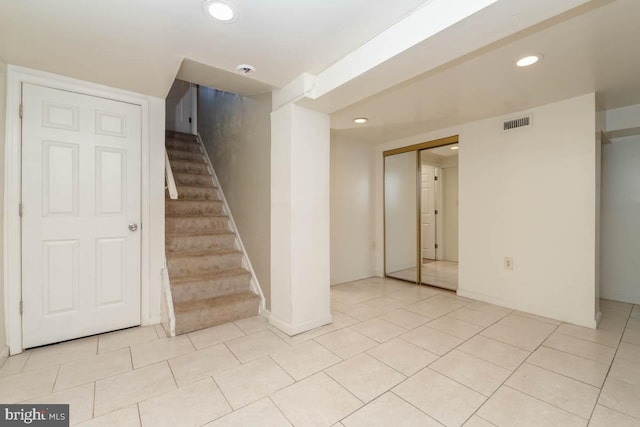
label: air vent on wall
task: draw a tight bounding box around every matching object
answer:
[503,115,531,131]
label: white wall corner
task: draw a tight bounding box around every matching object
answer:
[269,312,332,337]
[272,73,316,112]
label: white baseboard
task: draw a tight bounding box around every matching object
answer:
[600,290,640,305]
[0,346,9,369]
[457,287,598,329]
[142,315,162,326]
[269,313,333,336]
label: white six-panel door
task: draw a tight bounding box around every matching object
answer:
[21,83,142,348]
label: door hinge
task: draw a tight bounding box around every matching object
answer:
[19,301,23,315]
[19,203,23,217]
[434,209,438,215]
[19,104,23,119]
[434,176,438,181]
[435,243,439,249]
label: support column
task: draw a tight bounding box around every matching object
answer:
[270,102,332,335]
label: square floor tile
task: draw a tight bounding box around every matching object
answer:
[380,309,430,330]
[23,337,98,372]
[555,324,621,348]
[325,353,405,403]
[506,363,599,419]
[426,316,483,340]
[0,351,30,378]
[477,386,586,427]
[393,368,486,426]
[589,405,640,427]
[98,326,158,354]
[315,329,377,359]
[338,303,387,321]
[271,372,363,427]
[94,362,176,416]
[225,330,289,363]
[0,367,58,403]
[400,325,463,355]
[234,316,271,334]
[599,377,640,419]
[457,335,529,371]
[187,323,245,350]
[448,307,503,327]
[367,338,438,376]
[463,416,495,427]
[271,340,342,381]
[543,332,616,365]
[405,295,468,318]
[481,314,556,351]
[616,342,640,365]
[206,398,292,427]
[22,382,94,425]
[527,346,609,387]
[430,350,511,396]
[362,296,406,312]
[351,318,407,343]
[139,378,231,427]
[168,344,240,387]
[342,392,441,427]
[55,348,132,391]
[464,301,513,318]
[130,335,195,368]
[75,405,140,427]
[213,357,294,409]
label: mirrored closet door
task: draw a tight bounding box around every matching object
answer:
[384,137,459,290]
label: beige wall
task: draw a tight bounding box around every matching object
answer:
[0,61,7,351]
[197,87,272,309]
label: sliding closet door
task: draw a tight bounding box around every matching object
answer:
[384,151,418,282]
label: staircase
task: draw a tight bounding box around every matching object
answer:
[165,130,260,335]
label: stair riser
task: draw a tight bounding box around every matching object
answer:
[171,274,252,303]
[167,252,243,276]
[174,173,214,187]
[166,139,202,152]
[174,297,260,335]
[174,186,220,201]
[171,161,210,175]
[165,200,224,216]
[166,216,228,233]
[166,233,236,252]
[167,150,205,163]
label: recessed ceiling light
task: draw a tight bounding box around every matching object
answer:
[450,146,459,150]
[203,0,237,22]
[516,54,542,67]
[353,118,368,124]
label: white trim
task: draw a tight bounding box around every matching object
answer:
[160,265,176,337]
[195,133,267,313]
[0,346,9,369]
[165,148,178,200]
[4,65,157,354]
[269,313,332,336]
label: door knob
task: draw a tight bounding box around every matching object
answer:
[129,223,138,232]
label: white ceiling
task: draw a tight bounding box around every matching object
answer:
[0,0,428,98]
[331,0,640,143]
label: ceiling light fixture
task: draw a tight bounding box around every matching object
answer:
[203,0,237,22]
[353,118,368,124]
[450,146,459,150]
[516,54,542,67]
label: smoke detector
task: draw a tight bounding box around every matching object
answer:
[236,64,256,75]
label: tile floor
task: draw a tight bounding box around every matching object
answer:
[1,277,639,426]
[389,261,459,290]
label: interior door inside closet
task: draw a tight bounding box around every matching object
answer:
[384,143,459,290]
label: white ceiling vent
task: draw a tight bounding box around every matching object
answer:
[503,115,531,131]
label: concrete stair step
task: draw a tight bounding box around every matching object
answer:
[167,249,243,276]
[174,291,260,335]
[170,269,252,303]
[165,199,224,216]
[166,231,236,252]
[165,215,229,233]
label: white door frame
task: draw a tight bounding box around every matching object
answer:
[4,66,154,354]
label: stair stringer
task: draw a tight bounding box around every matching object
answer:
[194,133,267,317]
